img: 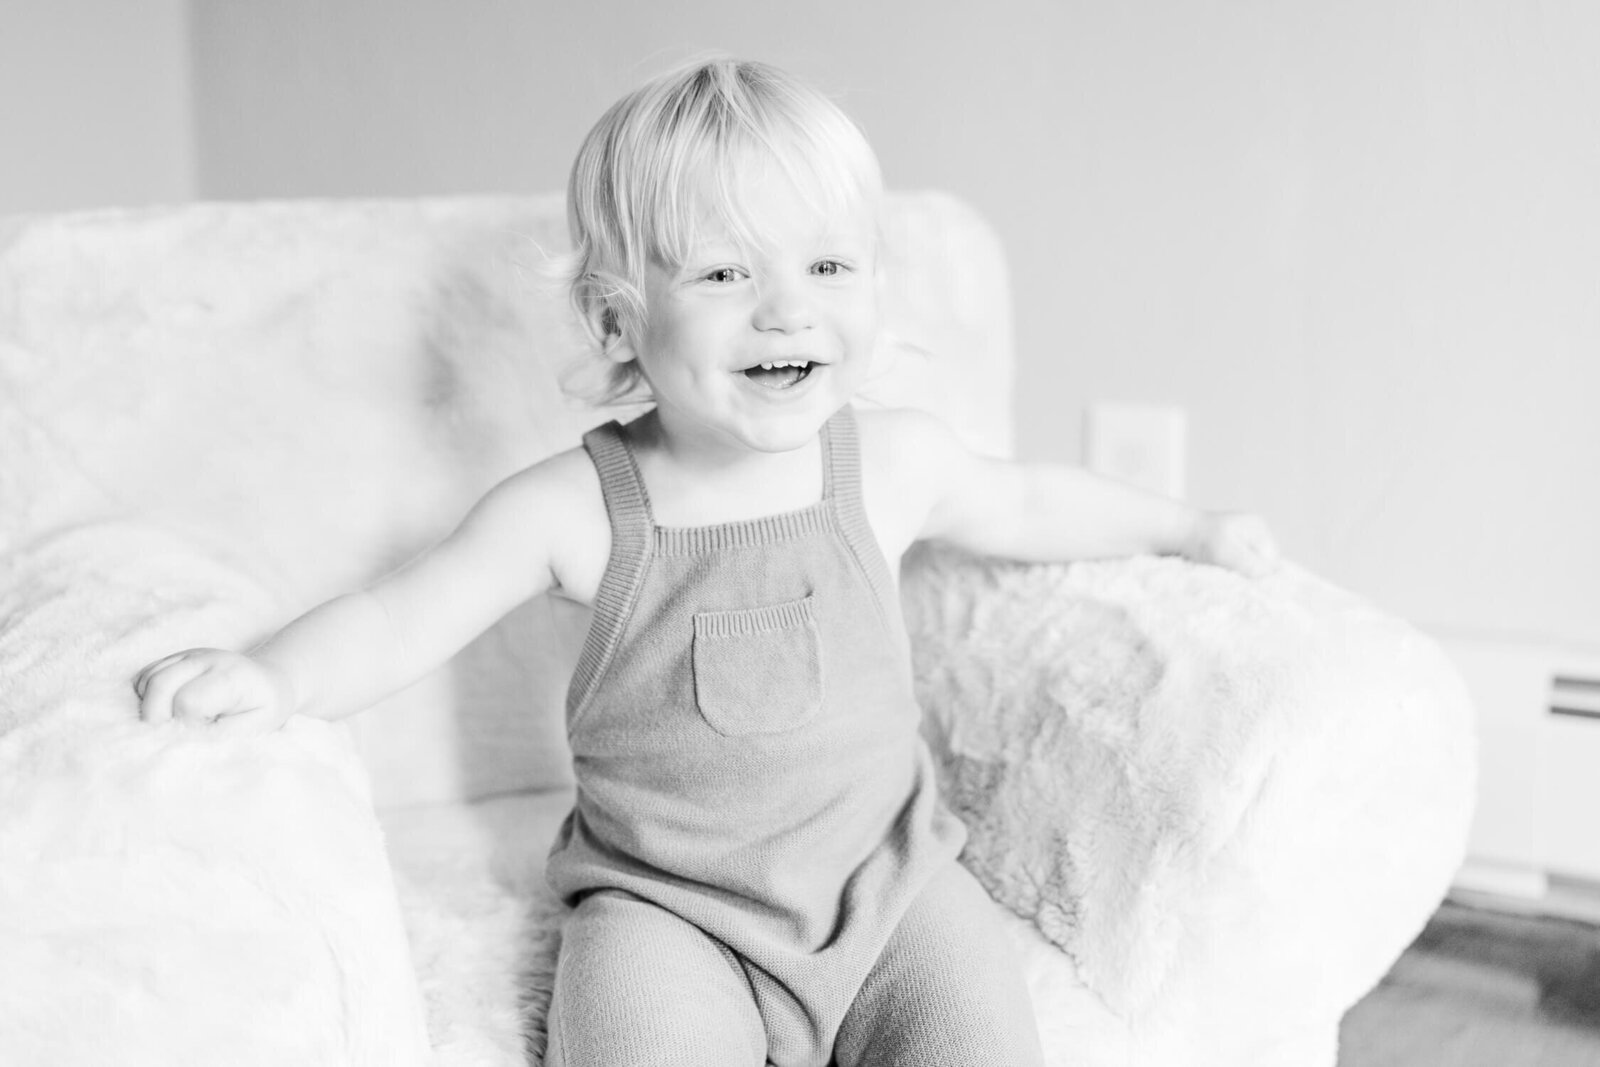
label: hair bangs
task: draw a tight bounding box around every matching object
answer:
[659,153,877,275]
[643,81,883,273]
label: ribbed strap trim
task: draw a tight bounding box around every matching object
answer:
[656,507,832,556]
[567,421,654,723]
[649,412,838,557]
[826,407,901,630]
[693,595,815,638]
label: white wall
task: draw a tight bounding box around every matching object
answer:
[176,2,1600,651]
[0,0,195,215]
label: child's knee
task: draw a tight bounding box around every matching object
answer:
[833,864,1045,1067]
[890,862,1016,967]
[550,891,767,1067]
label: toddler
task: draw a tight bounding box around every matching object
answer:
[135,57,1279,1067]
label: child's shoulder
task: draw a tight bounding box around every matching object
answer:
[489,441,601,508]
[851,406,976,556]
[465,442,606,549]
[478,442,610,604]
[854,406,969,477]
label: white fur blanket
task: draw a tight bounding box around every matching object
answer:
[0,522,1474,1066]
[903,544,1475,1058]
[0,523,429,1066]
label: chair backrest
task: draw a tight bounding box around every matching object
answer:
[0,191,1016,806]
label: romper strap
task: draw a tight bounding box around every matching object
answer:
[569,420,655,721]
[582,420,655,534]
[826,406,901,628]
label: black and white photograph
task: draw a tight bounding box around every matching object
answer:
[2,2,1596,1065]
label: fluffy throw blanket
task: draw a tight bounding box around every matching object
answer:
[0,520,1474,1066]
[0,523,430,1066]
[903,544,1475,1057]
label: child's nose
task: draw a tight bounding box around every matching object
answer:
[752,280,812,333]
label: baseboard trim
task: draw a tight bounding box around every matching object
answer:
[1451,860,1600,925]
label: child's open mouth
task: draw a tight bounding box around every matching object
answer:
[742,360,816,390]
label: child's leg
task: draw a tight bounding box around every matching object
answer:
[831,862,1046,1067]
[545,889,767,1067]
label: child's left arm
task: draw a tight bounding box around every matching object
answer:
[890,411,1280,578]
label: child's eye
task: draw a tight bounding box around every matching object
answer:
[811,259,850,277]
[701,267,747,284]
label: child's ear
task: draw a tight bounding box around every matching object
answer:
[588,305,637,365]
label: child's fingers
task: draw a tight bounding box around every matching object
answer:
[171,668,253,726]
[134,650,194,700]
[209,705,284,738]
[139,657,213,724]
[1247,543,1284,578]
[1217,516,1281,578]
[1242,551,1280,579]
[1252,528,1283,570]
[1239,530,1276,562]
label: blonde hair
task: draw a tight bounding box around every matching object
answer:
[564,57,884,404]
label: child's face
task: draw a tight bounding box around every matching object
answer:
[617,165,881,457]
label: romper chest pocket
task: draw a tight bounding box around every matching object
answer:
[691,595,823,736]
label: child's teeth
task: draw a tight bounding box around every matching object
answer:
[744,360,811,389]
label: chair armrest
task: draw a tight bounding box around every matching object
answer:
[901,543,1476,1030]
[0,522,430,1066]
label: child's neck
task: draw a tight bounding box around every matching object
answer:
[625,410,826,528]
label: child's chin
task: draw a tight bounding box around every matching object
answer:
[735,408,839,453]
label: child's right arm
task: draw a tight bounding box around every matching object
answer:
[134,451,597,734]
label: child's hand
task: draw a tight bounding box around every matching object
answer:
[1183,511,1282,578]
[133,649,297,735]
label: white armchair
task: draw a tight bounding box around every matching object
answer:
[0,193,1474,1066]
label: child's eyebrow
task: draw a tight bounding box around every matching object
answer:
[817,231,873,248]
[673,223,745,255]
[684,239,744,260]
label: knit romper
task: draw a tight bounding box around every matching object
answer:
[545,406,970,1065]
